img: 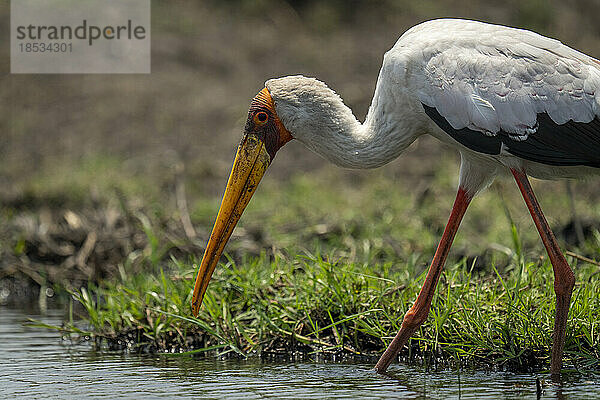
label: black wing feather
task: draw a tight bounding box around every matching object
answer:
[422,104,502,155]
[423,103,600,168]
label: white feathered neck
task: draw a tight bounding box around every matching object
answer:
[266,76,424,169]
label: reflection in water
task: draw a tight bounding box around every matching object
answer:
[1,307,598,399]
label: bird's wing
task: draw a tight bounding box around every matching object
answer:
[408,20,600,167]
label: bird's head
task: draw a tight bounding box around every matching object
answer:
[190,86,293,316]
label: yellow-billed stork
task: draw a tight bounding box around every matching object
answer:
[191,19,600,376]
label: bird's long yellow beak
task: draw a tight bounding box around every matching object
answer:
[191,133,270,316]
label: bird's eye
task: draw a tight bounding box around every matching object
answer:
[254,111,269,125]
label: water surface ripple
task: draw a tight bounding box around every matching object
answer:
[1,307,598,399]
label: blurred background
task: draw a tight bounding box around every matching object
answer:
[1,0,600,305]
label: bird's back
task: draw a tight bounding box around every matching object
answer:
[384,19,600,170]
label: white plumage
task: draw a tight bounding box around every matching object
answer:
[410,19,600,136]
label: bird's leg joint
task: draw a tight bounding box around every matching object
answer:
[553,266,575,297]
[401,304,430,331]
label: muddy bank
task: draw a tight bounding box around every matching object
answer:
[0,191,195,306]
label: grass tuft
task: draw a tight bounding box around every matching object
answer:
[53,249,600,371]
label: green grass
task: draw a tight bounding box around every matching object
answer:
[55,248,600,371]
[55,235,600,372]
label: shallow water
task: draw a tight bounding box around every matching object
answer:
[1,307,598,399]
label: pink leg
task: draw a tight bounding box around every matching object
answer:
[511,169,575,376]
[374,187,472,373]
